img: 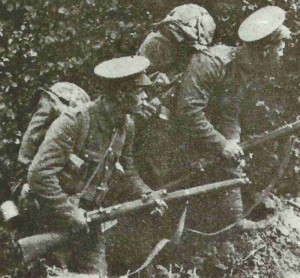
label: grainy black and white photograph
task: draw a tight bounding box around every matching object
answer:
[0,1,300,277]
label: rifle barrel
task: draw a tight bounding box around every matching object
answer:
[88,178,247,224]
[18,178,247,263]
[240,119,300,150]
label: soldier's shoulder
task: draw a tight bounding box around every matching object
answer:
[187,49,223,75]
[138,31,173,61]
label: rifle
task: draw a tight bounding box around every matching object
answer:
[164,118,300,191]
[239,118,300,149]
[14,118,300,263]
[18,177,248,263]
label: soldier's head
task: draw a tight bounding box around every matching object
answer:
[94,56,152,114]
[238,6,291,62]
[155,4,216,52]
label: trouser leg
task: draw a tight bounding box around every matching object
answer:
[180,162,244,264]
[187,186,243,233]
[70,229,107,277]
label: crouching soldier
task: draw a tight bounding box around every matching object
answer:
[27,56,154,277]
[0,82,90,236]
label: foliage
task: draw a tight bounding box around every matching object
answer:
[0,0,299,276]
[136,197,300,277]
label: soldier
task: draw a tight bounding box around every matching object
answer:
[236,5,291,133]
[109,5,240,275]
[138,4,217,82]
[234,6,292,216]
[27,56,155,277]
[136,4,237,187]
[171,5,291,234]
[138,4,236,91]
[0,83,91,237]
[133,5,291,274]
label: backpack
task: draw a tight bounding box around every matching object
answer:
[18,82,90,165]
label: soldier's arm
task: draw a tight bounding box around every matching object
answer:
[178,53,228,151]
[123,157,153,195]
[218,83,241,142]
[27,111,82,223]
[213,57,242,142]
[121,115,152,195]
[18,93,58,165]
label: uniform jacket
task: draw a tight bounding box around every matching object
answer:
[28,97,149,223]
[177,48,241,147]
[138,31,241,147]
[135,47,242,188]
[18,92,59,165]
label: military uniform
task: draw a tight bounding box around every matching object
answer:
[27,56,152,277]
[136,46,243,228]
[178,5,291,233]
[19,82,90,165]
[130,5,243,269]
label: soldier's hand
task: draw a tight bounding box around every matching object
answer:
[142,190,168,216]
[151,196,168,217]
[139,100,157,119]
[222,140,244,161]
[71,207,89,233]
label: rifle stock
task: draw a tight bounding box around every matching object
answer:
[18,233,65,263]
[18,177,248,263]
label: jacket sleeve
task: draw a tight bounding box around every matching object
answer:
[177,53,228,150]
[217,83,241,142]
[28,111,82,221]
[121,115,152,195]
[18,94,58,165]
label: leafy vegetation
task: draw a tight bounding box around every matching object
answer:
[0,0,299,277]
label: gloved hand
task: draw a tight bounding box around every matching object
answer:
[222,140,244,161]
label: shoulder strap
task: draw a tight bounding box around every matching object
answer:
[74,105,91,154]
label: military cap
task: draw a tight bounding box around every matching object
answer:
[238,6,286,42]
[94,56,152,86]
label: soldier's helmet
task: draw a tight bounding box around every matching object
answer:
[156,4,216,49]
[94,56,152,86]
[50,82,90,107]
[238,6,290,43]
